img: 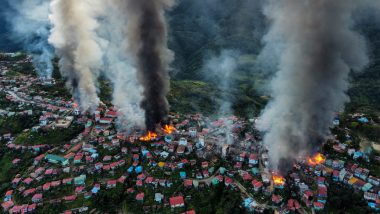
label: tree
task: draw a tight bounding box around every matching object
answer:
[327,183,372,213]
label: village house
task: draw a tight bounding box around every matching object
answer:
[169,196,185,208]
[31,193,42,203]
[155,193,164,203]
[136,193,145,202]
[107,180,117,189]
[45,154,69,166]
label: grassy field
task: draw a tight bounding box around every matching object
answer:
[0,153,13,184]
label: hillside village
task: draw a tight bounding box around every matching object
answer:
[1,53,380,213]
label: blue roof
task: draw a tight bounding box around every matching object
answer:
[358,117,369,123]
[244,198,253,208]
[91,187,100,194]
[135,166,143,174]
[180,171,186,178]
[127,166,134,173]
[89,148,97,153]
[142,150,149,156]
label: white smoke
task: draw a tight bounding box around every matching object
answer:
[49,0,105,112]
[99,0,145,131]
[5,0,54,78]
[257,0,372,172]
[203,50,240,145]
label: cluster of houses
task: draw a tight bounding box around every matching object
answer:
[284,146,380,212]
[2,53,380,213]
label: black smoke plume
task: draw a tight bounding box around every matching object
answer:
[124,0,175,131]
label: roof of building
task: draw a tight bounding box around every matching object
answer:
[45,154,67,162]
[170,196,185,206]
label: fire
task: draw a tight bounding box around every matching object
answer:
[307,153,326,166]
[139,131,158,141]
[162,124,176,135]
[72,103,78,109]
[272,174,286,186]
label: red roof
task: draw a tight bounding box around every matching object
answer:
[318,177,325,183]
[12,177,21,184]
[127,188,135,194]
[107,180,117,185]
[32,193,43,200]
[1,200,14,210]
[23,177,33,184]
[75,186,85,193]
[45,169,53,175]
[169,196,185,206]
[184,179,193,187]
[294,200,301,209]
[118,176,126,183]
[23,188,36,196]
[110,162,118,168]
[314,201,324,208]
[145,177,154,184]
[249,154,258,160]
[12,158,21,164]
[304,190,313,197]
[5,190,13,197]
[74,155,82,161]
[240,152,246,158]
[272,194,282,203]
[215,175,224,182]
[62,178,73,184]
[225,177,233,185]
[186,210,196,214]
[106,111,117,117]
[51,180,61,187]
[28,204,36,211]
[64,152,75,159]
[253,180,263,189]
[64,195,76,201]
[136,192,145,200]
[243,173,252,181]
[34,154,45,161]
[137,173,146,180]
[201,161,209,168]
[43,182,51,190]
[288,199,295,210]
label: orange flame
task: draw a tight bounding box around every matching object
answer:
[272,174,285,186]
[139,131,158,141]
[162,124,176,135]
[307,153,325,166]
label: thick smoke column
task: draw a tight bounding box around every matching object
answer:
[257,0,370,172]
[5,0,54,78]
[124,0,175,131]
[100,1,145,131]
[204,50,239,115]
[49,0,104,112]
[203,50,240,145]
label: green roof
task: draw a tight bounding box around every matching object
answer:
[251,168,260,175]
[74,175,87,185]
[45,154,67,163]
